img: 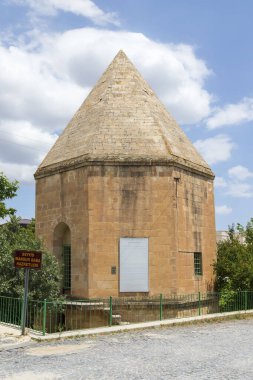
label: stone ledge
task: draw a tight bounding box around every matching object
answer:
[30,309,253,342]
[35,159,214,180]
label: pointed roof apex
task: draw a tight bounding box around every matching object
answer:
[108,49,129,65]
[115,49,127,57]
[106,49,135,70]
[35,51,214,179]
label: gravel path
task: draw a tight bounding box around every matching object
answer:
[1,318,253,379]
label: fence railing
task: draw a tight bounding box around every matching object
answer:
[1,291,253,335]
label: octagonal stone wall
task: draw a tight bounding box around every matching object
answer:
[35,164,216,298]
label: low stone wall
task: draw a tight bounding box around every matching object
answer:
[40,296,220,332]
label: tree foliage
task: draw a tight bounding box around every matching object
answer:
[0,172,19,219]
[0,217,62,300]
[214,219,253,293]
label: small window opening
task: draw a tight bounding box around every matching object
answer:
[194,252,203,276]
[63,245,71,290]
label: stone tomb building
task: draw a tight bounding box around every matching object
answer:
[35,51,216,298]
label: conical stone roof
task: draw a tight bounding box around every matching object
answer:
[35,50,213,178]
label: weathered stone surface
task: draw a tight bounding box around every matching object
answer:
[35,51,216,298]
[35,50,213,179]
[36,165,216,298]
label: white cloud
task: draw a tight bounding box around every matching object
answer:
[193,135,235,165]
[207,97,253,129]
[12,0,120,26]
[223,165,253,199]
[0,26,214,183]
[0,162,37,183]
[228,165,253,181]
[0,44,85,131]
[216,205,232,215]
[0,28,212,128]
[214,167,253,199]
[226,183,253,198]
[0,120,57,164]
[215,176,227,188]
[0,120,57,182]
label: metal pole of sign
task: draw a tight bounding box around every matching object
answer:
[21,268,29,335]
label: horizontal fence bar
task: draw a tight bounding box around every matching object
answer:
[1,291,253,335]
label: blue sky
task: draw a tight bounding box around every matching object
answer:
[1,0,253,230]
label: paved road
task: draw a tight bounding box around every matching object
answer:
[1,318,253,380]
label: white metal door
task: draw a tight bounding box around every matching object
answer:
[120,238,149,292]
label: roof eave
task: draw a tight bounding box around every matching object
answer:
[34,156,214,180]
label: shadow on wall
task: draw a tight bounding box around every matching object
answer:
[53,222,71,294]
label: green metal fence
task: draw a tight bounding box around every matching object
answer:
[1,291,253,335]
[0,296,22,326]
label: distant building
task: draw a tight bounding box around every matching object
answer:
[216,230,229,243]
[35,51,216,298]
[1,218,31,228]
[216,230,245,244]
[19,219,32,228]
